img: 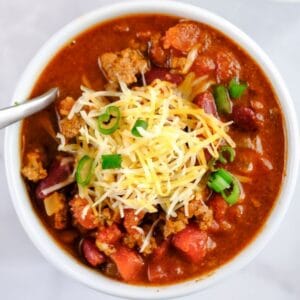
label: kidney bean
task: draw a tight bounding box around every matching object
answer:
[81,238,105,267]
[36,156,74,199]
[232,105,258,131]
[145,68,183,85]
[193,92,218,116]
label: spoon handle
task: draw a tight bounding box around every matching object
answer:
[0,88,59,129]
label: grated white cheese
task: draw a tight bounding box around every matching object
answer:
[58,79,235,221]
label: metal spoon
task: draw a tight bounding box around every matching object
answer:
[0,88,59,129]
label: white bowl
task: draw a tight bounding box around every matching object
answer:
[4,1,299,299]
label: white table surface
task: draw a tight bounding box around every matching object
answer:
[1,0,300,299]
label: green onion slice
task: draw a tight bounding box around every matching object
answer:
[207,168,240,205]
[131,119,148,137]
[76,155,94,186]
[221,177,240,205]
[213,85,232,114]
[218,146,236,164]
[102,154,122,170]
[97,106,120,135]
[228,78,248,99]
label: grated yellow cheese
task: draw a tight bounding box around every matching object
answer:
[58,79,235,221]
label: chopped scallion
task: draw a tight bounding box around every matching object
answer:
[131,119,148,137]
[101,154,122,170]
[207,168,240,205]
[213,85,232,114]
[218,146,236,164]
[98,106,120,135]
[76,155,94,186]
[228,78,248,99]
[221,177,240,205]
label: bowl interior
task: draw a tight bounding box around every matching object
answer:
[4,1,299,299]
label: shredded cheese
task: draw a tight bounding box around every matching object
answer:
[59,79,235,222]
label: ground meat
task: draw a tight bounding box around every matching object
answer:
[123,231,157,255]
[128,38,148,52]
[59,114,84,138]
[21,149,47,182]
[149,33,170,67]
[104,81,119,91]
[96,224,122,256]
[69,196,98,230]
[163,211,188,238]
[188,200,213,230]
[216,50,241,82]
[100,48,149,84]
[123,232,143,249]
[163,22,201,53]
[170,56,187,73]
[57,96,75,116]
[99,207,121,226]
[142,237,157,255]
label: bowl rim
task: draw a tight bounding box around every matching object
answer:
[4,0,299,299]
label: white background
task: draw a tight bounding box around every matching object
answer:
[0,0,299,299]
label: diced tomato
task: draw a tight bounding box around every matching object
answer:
[111,246,144,281]
[193,92,217,116]
[191,55,216,77]
[145,68,183,85]
[96,224,122,245]
[172,224,208,263]
[123,209,145,234]
[163,22,201,52]
[232,105,258,131]
[69,196,98,229]
[81,238,105,267]
[216,50,240,82]
[209,195,228,222]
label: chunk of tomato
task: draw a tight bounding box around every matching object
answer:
[172,224,208,263]
[111,246,144,282]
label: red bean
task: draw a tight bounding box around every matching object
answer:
[81,238,105,267]
[193,92,217,116]
[145,68,183,85]
[36,156,74,199]
[232,105,258,131]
